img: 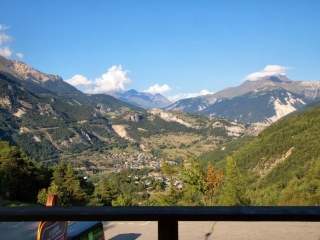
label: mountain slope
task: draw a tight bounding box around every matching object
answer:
[166,75,320,123]
[200,87,307,123]
[0,55,81,95]
[197,108,320,205]
[0,71,129,163]
[232,109,320,205]
[0,56,143,114]
[285,99,320,118]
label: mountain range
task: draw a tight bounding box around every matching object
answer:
[2,55,320,206]
[165,75,320,123]
[0,56,260,166]
[107,89,172,109]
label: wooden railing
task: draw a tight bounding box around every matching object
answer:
[1,206,320,240]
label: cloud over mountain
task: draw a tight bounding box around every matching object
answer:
[144,84,172,94]
[242,65,292,82]
[65,74,93,87]
[66,65,131,93]
[0,46,12,58]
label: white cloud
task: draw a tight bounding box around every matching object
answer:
[16,53,23,59]
[0,25,9,31]
[91,65,131,93]
[144,84,172,94]
[242,65,292,82]
[0,25,12,45]
[168,89,214,102]
[0,32,12,45]
[72,65,130,93]
[0,24,23,58]
[0,46,12,57]
[65,74,93,86]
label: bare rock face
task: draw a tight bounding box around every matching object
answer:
[148,108,193,128]
[123,112,143,122]
[11,60,63,84]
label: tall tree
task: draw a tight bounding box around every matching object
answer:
[95,177,118,206]
[222,156,250,206]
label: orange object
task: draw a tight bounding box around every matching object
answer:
[37,193,68,240]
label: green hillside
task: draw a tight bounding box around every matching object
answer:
[197,136,254,168]
[231,109,320,205]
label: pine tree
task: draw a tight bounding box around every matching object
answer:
[44,162,89,206]
[95,177,118,206]
[222,156,250,206]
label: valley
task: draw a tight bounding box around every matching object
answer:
[1,55,320,207]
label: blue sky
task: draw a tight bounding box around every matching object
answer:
[1,0,320,101]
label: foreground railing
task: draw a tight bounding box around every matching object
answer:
[1,206,320,240]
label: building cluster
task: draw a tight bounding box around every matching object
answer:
[126,172,185,190]
[101,152,177,171]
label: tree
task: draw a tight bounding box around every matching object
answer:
[0,141,52,203]
[39,162,89,206]
[37,182,62,205]
[154,159,183,206]
[112,194,139,206]
[206,163,223,206]
[180,155,223,206]
[94,177,118,206]
[222,156,250,206]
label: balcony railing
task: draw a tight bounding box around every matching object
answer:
[1,206,320,240]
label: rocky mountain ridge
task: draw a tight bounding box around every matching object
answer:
[165,75,320,123]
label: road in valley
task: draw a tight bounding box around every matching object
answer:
[1,221,320,239]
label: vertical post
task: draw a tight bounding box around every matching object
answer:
[158,219,178,240]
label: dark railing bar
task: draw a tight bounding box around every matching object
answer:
[1,206,320,222]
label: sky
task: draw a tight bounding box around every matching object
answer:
[1,0,320,102]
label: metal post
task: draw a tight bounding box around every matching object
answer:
[158,219,178,240]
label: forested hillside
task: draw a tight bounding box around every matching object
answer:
[230,109,320,205]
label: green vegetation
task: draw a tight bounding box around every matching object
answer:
[222,156,250,206]
[180,156,223,206]
[0,141,52,203]
[197,136,254,168]
[229,109,320,205]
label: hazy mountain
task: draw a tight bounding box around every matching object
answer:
[165,75,320,123]
[107,89,172,109]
